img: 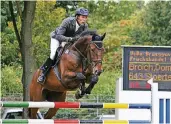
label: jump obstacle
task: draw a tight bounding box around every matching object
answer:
[0,78,171,124]
[1,102,151,109]
[1,119,150,124]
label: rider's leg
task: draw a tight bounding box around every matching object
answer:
[37,38,59,84]
[50,38,60,60]
[61,42,67,47]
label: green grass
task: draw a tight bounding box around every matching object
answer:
[91,69,122,96]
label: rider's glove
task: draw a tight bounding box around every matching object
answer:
[68,36,80,43]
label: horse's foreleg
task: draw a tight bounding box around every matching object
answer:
[29,70,44,119]
[64,72,86,81]
[75,75,98,99]
[85,74,98,94]
[75,81,86,99]
[85,82,96,94]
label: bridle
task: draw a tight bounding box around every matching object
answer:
[73,40,104,74]
[89,41,104,66]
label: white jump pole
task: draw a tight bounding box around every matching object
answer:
[147,78,159,124]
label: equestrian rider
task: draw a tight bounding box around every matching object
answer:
[37,7,89,84]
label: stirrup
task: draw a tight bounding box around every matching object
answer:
[37,74,46,84]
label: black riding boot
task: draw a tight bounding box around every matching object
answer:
[37,58,53,84]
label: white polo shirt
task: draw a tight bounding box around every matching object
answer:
[75,21,80,32]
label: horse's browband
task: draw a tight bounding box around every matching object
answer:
[91,41,103,49]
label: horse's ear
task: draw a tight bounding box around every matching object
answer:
[101,33,106,41]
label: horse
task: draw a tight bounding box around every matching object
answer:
[29,30,106,119]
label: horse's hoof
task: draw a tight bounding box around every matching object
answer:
[75,90,84,99]
[85,89,91,94]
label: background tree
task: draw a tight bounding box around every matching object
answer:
[3,0,171,119]
[55,1,78,16]
[1,1,66,96]
[1,1,23,97]
[130,1,171,45]
[2,1,171,117]
[33,1,65,66]
[9,1,36,118]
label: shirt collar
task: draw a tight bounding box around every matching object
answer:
[75,20,80,31]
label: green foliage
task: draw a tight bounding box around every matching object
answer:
[98,18,135,71]
[1,27,21,67]
[55,1,78,16]
[1,1,10,32]
[55,108,97,119]
[1,1,23,32]
[130,1,171,45]
[1,65,23,96]
[91,70,122,96]
[103,50,122,71]
[33,1,66,66]
[4,1,171,102]
[78,1,138,29]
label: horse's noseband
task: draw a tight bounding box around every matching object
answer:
[89,41,104,65]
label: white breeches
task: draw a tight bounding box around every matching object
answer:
[50,38,67,60]
[50,38,59,60]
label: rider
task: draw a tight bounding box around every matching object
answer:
[37,7,89,84]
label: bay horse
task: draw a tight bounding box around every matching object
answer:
[29,31,106,119]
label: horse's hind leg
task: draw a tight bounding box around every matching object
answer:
[29,90,39,119]
[29,70,44,119]
[44,108,59,119]
[29,108,39,119]
[44,91,66,119]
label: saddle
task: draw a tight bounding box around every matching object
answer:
[51,42,87,90]
[52,43,73,86]
[52,43,71,67]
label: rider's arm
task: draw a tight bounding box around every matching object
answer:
[55,18,71,42]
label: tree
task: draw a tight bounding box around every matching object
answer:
[56,1,78,16]
[1,1,22,66]
[77,1,138,29]
[2,1,66,96]
[9,1,36,118]
[32,1,66,66]
[1,1,10,32]
[131,1,171,45]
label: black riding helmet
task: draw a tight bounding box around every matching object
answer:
[75,7,89,16]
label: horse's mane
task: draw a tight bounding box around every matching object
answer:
[79,30,103,48]
[80,30,97,37]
